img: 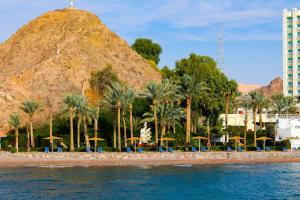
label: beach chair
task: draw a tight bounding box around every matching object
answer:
[44,147,49,153]
[138,147,143,153]
[292,147,297,151]
[256,147,262,152]
[86,147,92,153]
[126,147,131,153]
[237,147,244,152]
[201,147,208,152]
[192,146,197,152]
[227,147,233,152]
[282,147,288,152]
[168,147,174,152]
[159,147,164,152]
[266,146,271,151]
[97,147,103,153]
[57,147,62,153]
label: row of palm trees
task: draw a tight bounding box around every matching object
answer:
[8,75,210,152]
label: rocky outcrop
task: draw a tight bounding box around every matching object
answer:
[0,8,161,132]
[259,77,283,97]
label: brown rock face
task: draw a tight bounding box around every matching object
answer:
[259,77,283,97]
[0,8,161,132]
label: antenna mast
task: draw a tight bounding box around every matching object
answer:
[217,24,225,72]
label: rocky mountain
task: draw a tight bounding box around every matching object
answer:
[0,8,161,133]
[259,77,283,97]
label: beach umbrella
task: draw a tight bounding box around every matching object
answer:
[43,136,63,140]
[229,136,243,151]
[89,137,105,152]
[256,137,273,151]
[192,136,208,152]
[159,138,176,150]
[127,137,142,152]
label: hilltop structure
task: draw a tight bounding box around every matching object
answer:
[0,8,161,133]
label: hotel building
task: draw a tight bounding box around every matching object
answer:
[283,8,300,97]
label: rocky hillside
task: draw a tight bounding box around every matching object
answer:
[259,77,283,97]
[0,8,161,133]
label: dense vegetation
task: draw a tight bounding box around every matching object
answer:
[3,45,295,152]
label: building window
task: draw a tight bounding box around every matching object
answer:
[288,25,293,28]
[289,50,293,53]
[288,90,293,94]
[289,41,293,45]
[289,66,293,69]
[288,17,292,20]
[288,58,293,61]
[288,74,293,77]
[288,82,293,86]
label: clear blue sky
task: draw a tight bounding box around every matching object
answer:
[0,0,299,85]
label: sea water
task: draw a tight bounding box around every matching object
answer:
[0,163,300,200]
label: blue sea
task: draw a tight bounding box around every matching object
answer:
[0,163,300,200]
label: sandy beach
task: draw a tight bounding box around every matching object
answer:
[0,151,300,168]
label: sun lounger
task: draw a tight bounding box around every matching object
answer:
[168,147,174,152]
[57,147,62,153]
[201,147,208,152]
[292,147,297,151]
[97,147,103,153]
[266,146,271,151]
[256,147,262,152]
[227,147,233,152]
[86,147,92,152]
[192,146,197,152]
[159,147,164,152]
[126,147,131,153]
[237,147,244,152]
[282,147,288,152]
[138,147,143,153]
[44,147,49,153]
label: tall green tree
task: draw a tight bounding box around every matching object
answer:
[9,113,21,152]
[239,95,252,151]
[224,80,238,128]
[20,100,39,148]
[132,38,162,64]
[271,94,296,114]
[181,75,209,144]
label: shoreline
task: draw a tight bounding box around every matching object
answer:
[1,152,300,168]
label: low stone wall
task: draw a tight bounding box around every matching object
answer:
[1,151,300,162]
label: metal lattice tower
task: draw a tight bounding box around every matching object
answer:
[217,24,225,72]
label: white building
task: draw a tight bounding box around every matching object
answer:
[283,8,300,97]
[276,118,300,149]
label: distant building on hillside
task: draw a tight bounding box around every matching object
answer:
[283,8,300,97]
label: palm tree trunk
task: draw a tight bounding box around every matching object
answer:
[129,104,134,145]
[117,101,121,151]
[69,109,74,151]
[244,112,248,151]
[259,110,263,133]
[77,114,82,148]
[173,122,176,134]
[160,125,166,147]
[29,117,35,148]
[26,126,30,152]
[122,113,127,148]
[186,97,191,144]
[113,114,117,149]
[83,116,90,149]
[49,110,53,152]
[94,118,98,152]
[225,94,229,128]
[15,128,19,153]
[207,118,211,150]
[253,108,257,147]
[153,103,158,146]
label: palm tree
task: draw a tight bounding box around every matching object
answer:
[257,94,269,133]
[239,95,252,151]
[82,105,91,149]
[64,94,85,151]
[271,94,295,114]
[102,82,124,151]
[90,107,100,151]
[224,80,238,128]
[182,75,209,144]
[142,80,181,145]
[9,113,21,152]
[143,104,184,146]
[248,90,263,147]
[20,100,39,148]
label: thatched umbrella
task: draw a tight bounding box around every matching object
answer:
[159,138,176,150]
[256,137,273,151]
[192,136,208,152]
[127,137,142,152]
[229,136,243,151]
